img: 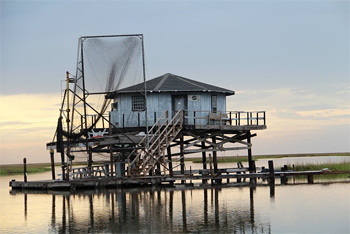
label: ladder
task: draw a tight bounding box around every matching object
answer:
[127,110,183,176]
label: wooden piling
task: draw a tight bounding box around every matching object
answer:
[212,137,218,174]
[268,160,275,197]
[88,148,92,176]
[167,146,173,176]
[250,160,257,184]
[268,160,274,177]
[201,142,208,184]
[307,174,314,184]
[252,160,256,173]
[247,131,253,172]
[280,175,288,185]
[23,158,27,182]
[180,135,185,184]
[50,149,55,180]
[201,142,207,170]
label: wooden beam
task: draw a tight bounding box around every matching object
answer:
[184,146,249,153]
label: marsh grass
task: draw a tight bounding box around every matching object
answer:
[0,164,53,176]
[185,153,349,164]
[0,162,88,176]
[288,160,350,180]
[286,160,350,172]
[186,156,249,164]
[1,153,348,176]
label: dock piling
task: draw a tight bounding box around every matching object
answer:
[268,160,275,197]
[23,158,27,182]
[50,149,55,180]
[307,175,314,184]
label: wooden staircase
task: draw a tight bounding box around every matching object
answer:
[127,110,183,176]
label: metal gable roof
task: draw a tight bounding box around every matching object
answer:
[114,73,235,96]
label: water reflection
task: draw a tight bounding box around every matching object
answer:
[11,185,272,233]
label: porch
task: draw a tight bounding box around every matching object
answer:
[102,110,266,132]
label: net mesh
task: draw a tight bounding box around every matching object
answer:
[69,35,144,139]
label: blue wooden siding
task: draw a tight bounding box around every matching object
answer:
[110,92,227,128]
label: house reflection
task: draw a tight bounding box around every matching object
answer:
[18,186,272,233]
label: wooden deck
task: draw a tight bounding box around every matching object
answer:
[9,169,348,191]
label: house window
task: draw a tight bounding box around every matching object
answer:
[132,96,145,111]
[111,102,118,110]
[211,95,217,113]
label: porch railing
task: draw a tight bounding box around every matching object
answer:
[92,110,266,130]
[184,110,266,127]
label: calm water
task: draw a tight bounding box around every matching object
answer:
[0,156,349,233]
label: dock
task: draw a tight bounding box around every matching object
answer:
[9,167,349,191]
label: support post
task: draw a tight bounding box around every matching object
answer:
[250,160,256,184]
[212,137,218,173]
[212,136,221,184]
[23,158,27,182]
[88,148,92,176]
[268,160,275,197]
[50,149,55,180]
[307,175,314,184]
[57,117,65,180]
[247,131,253,173]
[201,141,207,184]
[167,146,173,176]
[201,142,207,169]
[109,113,113,178]
[180,134,185,184]
[66,157,70,181]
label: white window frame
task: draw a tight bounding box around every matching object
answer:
[132,96,145,111]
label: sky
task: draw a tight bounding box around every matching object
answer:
[0,0,349,164]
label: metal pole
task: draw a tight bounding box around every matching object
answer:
[81,39,89,142]
[109,112,113,178]
[70,37,82,140]
[141,35,149,148]
[66,71,70,181]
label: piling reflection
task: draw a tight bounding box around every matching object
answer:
[13,185,272,233]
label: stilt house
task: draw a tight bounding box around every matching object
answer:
[108,73,235,129]
[103,73,266,177]
[48,72,266,180]
[44,35,267,184]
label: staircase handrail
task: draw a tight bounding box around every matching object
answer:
[127,110,169,162]
[140,110,183,170]
[129,109,183,175]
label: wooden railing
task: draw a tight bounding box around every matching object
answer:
[184,110,266,127]
[112,110,266,129]
[127,109,184,176]
[70,163,125,180]
[70,165,107,179]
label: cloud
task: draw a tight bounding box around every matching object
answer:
[227,84,350,154]
[297,108,349,118]
[0,93,61,164]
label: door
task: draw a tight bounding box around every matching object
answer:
[172,95,187,118]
